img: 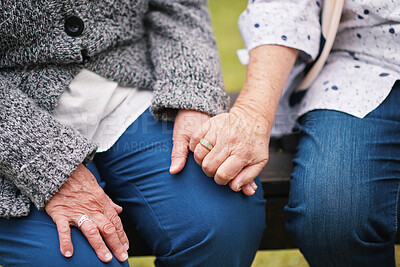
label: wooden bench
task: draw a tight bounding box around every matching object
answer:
[123,93,400,256]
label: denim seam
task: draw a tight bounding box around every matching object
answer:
[100,167,177,257]
[394,181,400,230]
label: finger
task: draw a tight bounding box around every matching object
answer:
[79,220,114,263]
[214,155,246,185]
[229,164,265,195]
[193,142,210,166]
[55,218,74,258]
[106,195,123,214]
[189,120,210,152]
[107,209,129,251]
[193,131,216,167]
[170,135,190,174]
[201,143,230,177]
[240,180,258,196]
[94,214,128,262]
[250,180,258,191]
[242,183,256,196]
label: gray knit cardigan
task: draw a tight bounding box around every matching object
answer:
[0,0,229,218]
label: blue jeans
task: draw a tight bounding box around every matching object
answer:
[285,81,400,266]
[0,109,266,266]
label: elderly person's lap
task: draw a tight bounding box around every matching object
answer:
[0,109,265,266]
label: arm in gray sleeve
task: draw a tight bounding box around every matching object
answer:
[146,0,229,121]
[0,76,97,210]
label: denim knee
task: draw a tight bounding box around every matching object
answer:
[286,167,397,266]
[156,187,266,267]
[285,109,399,266]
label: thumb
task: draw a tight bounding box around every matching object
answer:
[170,134,190,174]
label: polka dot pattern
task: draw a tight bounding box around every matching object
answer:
[239,0,400,136]
[239,0,321,60]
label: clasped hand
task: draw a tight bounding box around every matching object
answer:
[170,109,270,196]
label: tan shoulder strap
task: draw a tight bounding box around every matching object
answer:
[295,0,345,92]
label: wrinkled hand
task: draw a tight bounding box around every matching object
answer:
[45,164,129,262]
[189,108,270,196]
[169,110,211,174]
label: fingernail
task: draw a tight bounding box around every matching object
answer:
[251,182,258,191]
[124,243,129,250]
[105,252,113,261]
[121,252,128,261]
[169,165,177,173]
[65,251,72,257]
[249,188,256,195]
[237,185,242,192]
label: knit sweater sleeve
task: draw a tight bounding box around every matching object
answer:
[146,0,229,121]
[0,76,97,210]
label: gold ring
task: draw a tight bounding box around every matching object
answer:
[200,138,213,151]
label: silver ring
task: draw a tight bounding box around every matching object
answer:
[200,138,213,151]
[78,214,93,228]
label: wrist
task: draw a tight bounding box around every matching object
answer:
[231,93,278,126]
[229,106,273,137]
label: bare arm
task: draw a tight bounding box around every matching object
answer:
[232,45,298,129]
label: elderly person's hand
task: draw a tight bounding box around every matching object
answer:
[189,108,270,196]
[45,164,129,263]
[186,45,298,195]
[169,109,211,174]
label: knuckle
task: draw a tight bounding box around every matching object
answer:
[193,151,203,162]
[263,155,269,164]
[110,214,122,227]
[87,227,100,237]
[102,223,116,235]
[215,171,231,184]
[58,224,70,234]
[171,151,186,159]
[110,241,123,251]
[172,134,189,143]
[214,176,229,185]
[93,241,105,251]
[202,162,211,172]
[194,155,205,165]
[202,164,215,177]
[60,238,71,247]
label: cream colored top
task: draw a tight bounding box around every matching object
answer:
[52,69,153,152]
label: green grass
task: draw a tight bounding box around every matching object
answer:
[128,249,308,267]
[208,0,247,92]
[129,246,400,266]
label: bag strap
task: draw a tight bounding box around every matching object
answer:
[295,0,345,92]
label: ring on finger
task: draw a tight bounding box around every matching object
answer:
[200,138,213,151]
[78,214,93,228]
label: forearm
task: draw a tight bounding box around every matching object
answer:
[232,45,299,127]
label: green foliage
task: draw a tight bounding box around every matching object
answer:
[208,0,247,92]
[129,250,309,267]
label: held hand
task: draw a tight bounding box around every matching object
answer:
[189,108,270,196]
[45,164,129,262]
[169,110,211,174]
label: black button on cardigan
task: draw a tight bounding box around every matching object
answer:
[64,15,84,37]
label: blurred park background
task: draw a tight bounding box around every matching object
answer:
[208,0,247,92]
[129,0,400,266]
